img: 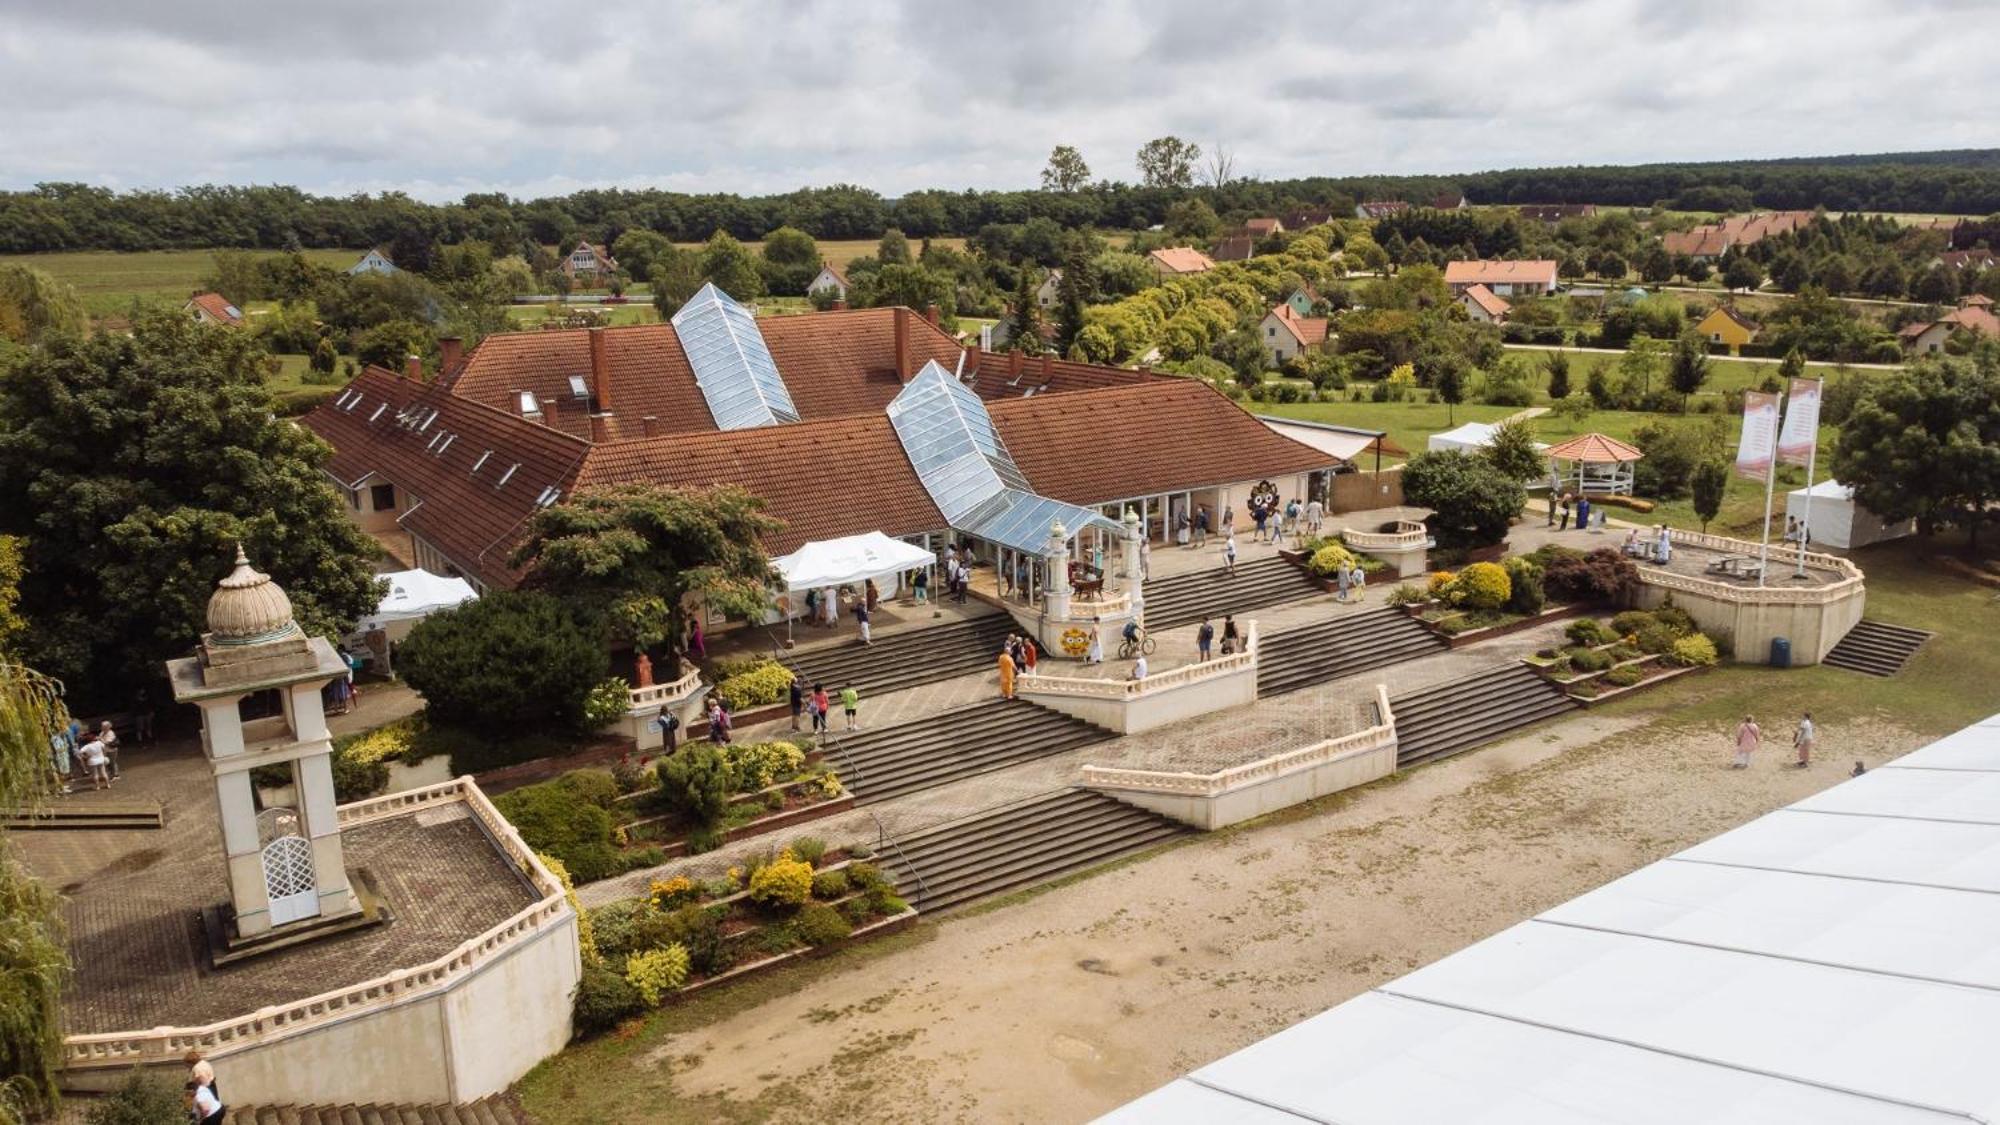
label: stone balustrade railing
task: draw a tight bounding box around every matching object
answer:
[1340,521,1430,552]
[627,666,704,710]
[1081,685,1394,797]
[64,778,571,1071]
[1640,529,1866,606]
[1017,623,1257,699]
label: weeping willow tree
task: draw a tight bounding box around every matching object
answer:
[0,662,70,1125]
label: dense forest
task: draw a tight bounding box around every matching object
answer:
[3,150,1999,255]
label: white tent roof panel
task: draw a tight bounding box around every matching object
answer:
[1258,417,1380,463]
[355,569,478,630]
[772,532,934,592]
[1879,722,2000,772]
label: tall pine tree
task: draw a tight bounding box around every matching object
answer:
[1053,245,1092,357]
[1004,268,1047,353]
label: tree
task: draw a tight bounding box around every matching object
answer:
[1691,460,1729,532]
[1004,267,1047,353]
[1913,264,1958,305]
[649,246,703,318]
[698,230,763,300]
[0,312,380,708]
[1053,244,1093,356]
[1777,346,1806,382]
[1039,145,1091,192]
[1596,251,1629,280]
[1832,354,2000,549]
[1668,329,1711,397]
[511,484,781,669]
[1638,245,1674,284]
[1481,418,1546,481]
[1401,450,1526,550]
[1545,349,1572,401]
[0,265,86,346]
[1164,198,1221,240]
[757,226,822,296]
[1201,142,1236,189]
[1722,254,1764,292]
[398,591,608,735]
[1,661,70,1124]
[876,228,910,266]
[1135,136,1200,189]
[1433,356,1466,424]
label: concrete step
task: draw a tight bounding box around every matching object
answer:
[822,700,1115,802]
[1139,556,1323,628]
[892,789,1130,865]
[0,800,162,830]
[783,613,1016,697]
[1392,664,1576,767]
[226,1099,521,1125]
[1823,619,1931,677]
[1256,607,1447,696]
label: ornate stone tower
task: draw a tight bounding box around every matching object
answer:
[166,547,356,940]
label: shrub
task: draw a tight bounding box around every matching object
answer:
[747,851,814,908]
[714,661,794,711]
[1671,633,1720,667]
[625,944,691,1005]
[1502,556,1545,615]
[1607,643,1642,662]
[588,899,653,958]
[1542,548,1639,605]
[1426,570,1457,598]
[709,654,776,680]
[610,756,647,794]
[338,715,431,766]
[794,901,855,946]
[1610,610,1657,637]
[1308,542,1357,577]
[555,768,622,809]
[657,743,732,828]
[582,678,632,729]
[1569,648,1613,673]
[723,740,807,791]
[789,835,829,867]
[86,1073,186,1125]
[572,961,645,1038]
[1565,619,1610,647]
[496,781,622,883]
[1604,665,1645,688]
[1401,449,1527,550]
[1633,623,1680,655]
[329,742,390,802]
[399,590,609,735]
[1451,562,1512,610]
[650,876,698,909]
[646,904,729,976]
[685,826,724,854]
[1387,583,1428,606]
[1652,602,1697,637]
[811,869,850,899]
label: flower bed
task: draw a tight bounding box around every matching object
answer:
[572,840,913,1037]
[1524,605,1720,702]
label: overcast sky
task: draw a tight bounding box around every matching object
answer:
[1,0,1992,202]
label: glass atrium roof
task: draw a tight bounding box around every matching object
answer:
[672,283,801,430]
[888,362,1117,555]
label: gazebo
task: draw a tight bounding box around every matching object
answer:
[1546,432,1643,496]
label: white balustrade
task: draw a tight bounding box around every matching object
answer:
[1340,521,1430,552]
[627,666,703,710]
[1016,623,1257,699]
[1639,529,1865,606]
[1082,685,1394,798]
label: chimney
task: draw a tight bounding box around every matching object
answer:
[404,353,423,381]
[438,336,463,375]
[1008,349,1023,380]
[963,340,981,377]
[830,298,848,311]
[923,303,940,326]
[894,308,912,381]
[588,327,612,414]
[1040,353,1054,382]
[641,415,658,437]
[590,413,613,443]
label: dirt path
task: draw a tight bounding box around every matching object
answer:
[526,711,1927,1124]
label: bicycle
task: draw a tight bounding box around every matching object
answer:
[1117,632,1156,659]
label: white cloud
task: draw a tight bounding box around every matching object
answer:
[0,0,1991,201]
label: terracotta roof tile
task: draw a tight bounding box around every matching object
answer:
[1242,218,1282,237]
[1460,284,1511,318]
[1213,236,1256,262]
[962,350,1164,399]
[1149,247,1216,274]
[1269,305,1329,347]
[1444,260,1558,288]
[186,292,243,327]
[1544,432,1643,463]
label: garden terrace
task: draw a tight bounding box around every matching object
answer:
[1630,529,1867,666]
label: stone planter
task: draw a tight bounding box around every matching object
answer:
[1425,601,1592,649]
[669,908,919,1001]
[1570,662,1705,708]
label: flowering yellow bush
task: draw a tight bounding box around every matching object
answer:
[649,876,697,909]
[714,661,794,711]
[1426,570,1457,598]
[1671,634,1720,667]
[341,716,422,765]
[625,943,690,1005]
[1451,562,1512,611]
[726,865,745,887]
[747,849,814,907]
[1307,543,1357,578]
[723,740,808,791]
[1387,363,1417,389]
[539,852,597,965]
[815,771,845,800]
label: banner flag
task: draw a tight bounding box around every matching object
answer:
[1736,390,1780,481]
[1778,378,1822,467]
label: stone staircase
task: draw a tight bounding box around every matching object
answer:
[1822,619,1933,677]
[0,799,162,830]
[224,1097,525,1124]
[1138,555,1324,630]
[780,611,1015,697]
[822,699,1115,803]
[1256,606,1448,697]
[1391,663,1577,769]
[877,789,1187,913]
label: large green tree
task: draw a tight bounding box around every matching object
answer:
[649,246,704,317]
[0,265,86,347]
[1004,267,1048,354]
[1668,329,1711,398]
[1135,136,1200,188]
[1831,352,2000,548]
[758,225,823,296]
[0,662,70,1124]
[398,591,608,736]
[1053,243,1093,356]
[1401,449,1526,550]
[698,230,764,300]
[0,312,380,707]
[1040,145,1091,192]
[511,484,781,670]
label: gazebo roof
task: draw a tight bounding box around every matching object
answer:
[1545,432,1643,463]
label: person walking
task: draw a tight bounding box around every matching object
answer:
[713,700,735,745]
[1305,496,1324,537]
[1731,715,1761,769]
[1336,561,1351,603]
[1655,524,1673,564]
[1194,506,1210,549]
[133,686,155,743]
[1139,537,1151,581]
[1558,493,1572,531]
[1793,712,1816,769]
[48,727,73,795]
[854,600,872,645]
[1087,618,1103,665]
[1222,533,1238,577]
[1021,637,1038,674]
[865,578,880,612]
[788,677,804,732]
[913,566,928,604]
[1222,504,1235,540]
[1220,615,1240,656]
[1574,494,1591,533]
[1197,617,1214,661]
[78,735,110,791]
[997,648,1017,700]
[811,684,830,736]
[187,1080,225,1125]
[686,618,706,661]
[1348,562,1366,603]
[840,684,860,732]
[1251,501,1268,543]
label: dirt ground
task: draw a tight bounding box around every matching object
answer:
[524,709,1928,1124]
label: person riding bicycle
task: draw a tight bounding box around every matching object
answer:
[1122,619,1141,647]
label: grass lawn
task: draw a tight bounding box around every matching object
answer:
[1504,344,1890,397]
[265,352,343,415]
[1260,400,1518,459]
[506,303,662,327]
[2,247,363,320]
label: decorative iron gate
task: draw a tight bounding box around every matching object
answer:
[261,832,318,925]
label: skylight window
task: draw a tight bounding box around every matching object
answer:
[495,464,519,488]
[435,434,455,456]
[369,403,388,422]
[519,391,540,416]
[568,375,590,398]
[425,431,446,451]
[471,451,492,473]
[671,283,800,430]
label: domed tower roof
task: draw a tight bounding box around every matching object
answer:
[206,545,302,646]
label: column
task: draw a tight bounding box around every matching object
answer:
[1043,520,1071,623]
[217,767,274,936]
[1121,507,1144,620]
[294,752,358,919]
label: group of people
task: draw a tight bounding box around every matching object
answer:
[1194,615,1243,661]
[1550,491,1605,532]
[996,633,1039,699]
[940,545,973,604]
[48,717,121,793]
[1730,712,1819,770]
[184,1049,223,1124]
[1620,525,1676,565]
[789,679,859,734]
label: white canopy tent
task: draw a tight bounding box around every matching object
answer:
[1785,479,1914,550]
[1427,421,1500,453]
[769,532,934,635]
[348,569,478,674]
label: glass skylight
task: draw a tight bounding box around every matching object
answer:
[671,283,800,430]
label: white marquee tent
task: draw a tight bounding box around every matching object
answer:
[773,531,933,593]
[1426,421,1500,453]
[348,569,478,674]
[1785,478,1914,550]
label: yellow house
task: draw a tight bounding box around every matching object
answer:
[1696,306,1759,355]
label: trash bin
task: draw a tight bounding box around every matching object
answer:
[1770,637,1792,668]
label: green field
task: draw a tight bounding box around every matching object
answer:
[1502,345,1889,396]
[1,247,364,320]
[672,237,970,272]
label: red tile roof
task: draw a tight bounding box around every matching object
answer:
[1356,201,1410,220]
[990,380,1332,505]
[1662,228,1732,258]
[1706,305,1760,334]
[186,292,243,328]
[1242,218,1282,237]
[1662,212,1812,259]
[1545,432,1643,463]
[1444,260,1558,288]
[1280,207,1336,229]
[1940,305,2000,337]
[963,350,1163,399]
[1269,305,1329,347]
[1460,283,1510,319]
[1213,236,1256,262]
[1149,247,1216,274]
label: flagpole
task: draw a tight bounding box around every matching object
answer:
[1757,392,1781,589]
[1796,429,1816,579]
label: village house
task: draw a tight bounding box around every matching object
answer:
[1259,303,1329,366]
[1148,246,1217,277]
[560,240,618,284]
[1443,259,1559,297]
[1936,249,1998,271]
[1662,211,1814,261]
[1241,217,1283,239]
[1695,305,1760,354]
[1212,235,1256,262]
[1279,206,1336,230]
[1429,191,1469,210]
[1517,203,1598,224]
[1898,296,2000,355]
[807,261,850,300]
[1457,283,1510,324]
[1035,268,1062,309]
[345,248,397,276]
[1282,285,1321,319]
[1355,200,1411,221]
[184,291,244,328]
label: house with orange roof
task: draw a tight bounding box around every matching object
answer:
[1695,305,1760,354]
[1259,304,1329,366]
[1241,217,1283,239]
[1457,283,1510,325]
[1355,200,1410,221]
[1899,298,2000,355]
[1212,235,1256,262]
[184,291,244,329]
[1662,211,1814,262]
[560,240,618,284]
[1148,246,1216,277]
[807,261,850,300]
[1443,259,1559,297]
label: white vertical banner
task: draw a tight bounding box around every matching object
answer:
[1778,377,1821,467]
[1735,390,1780,481]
